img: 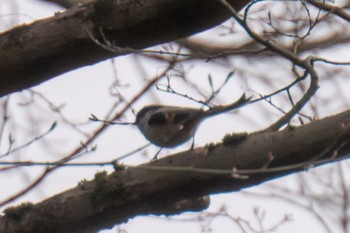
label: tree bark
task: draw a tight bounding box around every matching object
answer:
[1,109,350,233]
[40,0,94,8]
[0,0,249,97]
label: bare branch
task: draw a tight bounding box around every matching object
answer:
[1,109,350,233]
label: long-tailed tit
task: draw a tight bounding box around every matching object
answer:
[135,94,250,148]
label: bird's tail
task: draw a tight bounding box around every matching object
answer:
[203,94,251,118]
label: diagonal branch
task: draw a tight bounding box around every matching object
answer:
[0,0,250,97]
[1,109,350,233]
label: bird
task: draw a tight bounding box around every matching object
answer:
[135,94,249,148]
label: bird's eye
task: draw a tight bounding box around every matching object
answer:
[148,112,167,125]
[173,113,191,123]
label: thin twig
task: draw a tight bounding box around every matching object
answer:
[217,0,320,131]
[0,122,57,159]
[0,61,177,207]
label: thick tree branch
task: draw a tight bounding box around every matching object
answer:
[40,0,94,9]
[1,109,350,233]
[307,0,350,22]
[0,0,249,97]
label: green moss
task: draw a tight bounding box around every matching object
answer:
[91,170,110,204]
[287,124,296,130]
[94,171,108,194]
[205,142,220,152]
[112,161,126,171]
[77,179,88,190]
[222,132,248,146]
[4,202,34,220]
